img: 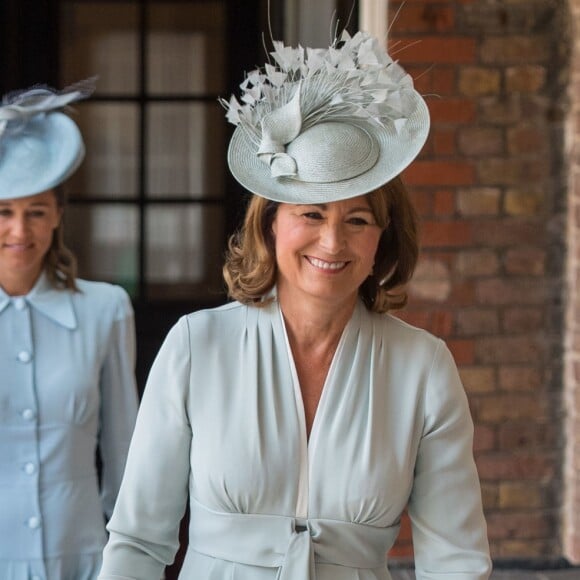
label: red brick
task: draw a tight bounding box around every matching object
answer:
[447,339,475,365]
[459,67,501,97]
[396,309,431,330]
[480,96,522,125]
[433,189,455,215]
[455,249,500,277]
[472,395,550,422]
[473,220,546,247]
[404,161,475,185]
[456,309,499,336]
[497,539,559,559]
[432,309,454,337]
[474,424,496,452]
[505,65,546,93]
[396,37,477,64]
[481,36,551,65]
[432,130,456,156]
[477,158,551,186]
[459,367,496,394]
[476,278,547,306]
[498,367,543,392]
[476,453,557,480]
[481,482,499,510]
[389,3,455,33]
[457,187,501,216]
[486,511,557,540]
[420,221,473,247]
[499,482,543,509]
[408,190,432,216]
[405,65,456,96]
[507,125,547,155]
[448,280,476,306]
[504,188,545,216]
[502,308,544,333]
[475,336,544,364]
[428,98,477,124]
[503,248,546,275]
[498,422,558,450]
[458,128,504,157]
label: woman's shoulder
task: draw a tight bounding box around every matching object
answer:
[371,309,442,343]
[365,308,446,361]
[180,300,253,332]
[72,279,133,319]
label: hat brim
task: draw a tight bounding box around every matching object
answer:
[227,90,430,204]
[0,112,85,200]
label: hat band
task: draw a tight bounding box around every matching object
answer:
[282,121,380,184]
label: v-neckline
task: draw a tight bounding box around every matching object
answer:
[277,302,354,517]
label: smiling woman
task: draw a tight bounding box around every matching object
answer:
[0,191,63,295]
[99,26,491,580]
[0,82,138,580]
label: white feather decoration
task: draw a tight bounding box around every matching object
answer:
[220,30,417,148]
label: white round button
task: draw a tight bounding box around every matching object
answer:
[27,516,40,529]
[13,297,26,310]
[17,351,31,363]
[24,462,36,475]
[22,408,36,421]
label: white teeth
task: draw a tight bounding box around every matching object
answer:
[308,257,346,270]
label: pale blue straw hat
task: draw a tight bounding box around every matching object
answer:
[0,79,94,200]
[222,30,430,204]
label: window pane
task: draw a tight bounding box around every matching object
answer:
[68,103,139,198]
[60,2,139,95]
[65,205,139,296]
[146,103,225,198]
[145,205,224,299]
[147,1,226,94]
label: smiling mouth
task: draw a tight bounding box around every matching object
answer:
[4,243,33,251]
[306,256,348,271]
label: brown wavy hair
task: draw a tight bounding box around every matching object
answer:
[223,176,418,313]
[44,186,79,291]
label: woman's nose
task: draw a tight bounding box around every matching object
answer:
[10,215,28,237]
[319,223,346,252]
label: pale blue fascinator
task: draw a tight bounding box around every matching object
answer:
[221,30,430,204]
[0,79,94,200]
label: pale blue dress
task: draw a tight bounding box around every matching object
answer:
[0,273,139,580]
[99,297,491,580]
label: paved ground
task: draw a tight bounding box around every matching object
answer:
[389,569,580,579]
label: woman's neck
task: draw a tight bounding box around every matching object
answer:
[277,288,356,351]
[0,269,42,296]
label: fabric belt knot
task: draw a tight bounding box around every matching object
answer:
[189,498,399,579]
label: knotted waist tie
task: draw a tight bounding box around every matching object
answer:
[189,498,399,579]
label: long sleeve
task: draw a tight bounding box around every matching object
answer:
[99,316,193,580]
[408,341,492,579]
[98,285,139,519]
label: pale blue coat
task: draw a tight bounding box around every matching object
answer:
[100,297,491,580]
[0,274,139,580]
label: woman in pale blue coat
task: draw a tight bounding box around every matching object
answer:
[99,31,491,579]
[0,82,139,579]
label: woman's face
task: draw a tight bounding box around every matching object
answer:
[272,195,383,309]
[0,190,62,294]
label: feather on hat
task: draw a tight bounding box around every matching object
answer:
[221,30,430,204]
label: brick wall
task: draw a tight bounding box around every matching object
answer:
[385,0,571,562]
[565,0,580,563]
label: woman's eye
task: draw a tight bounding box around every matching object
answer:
[348,217,371,226]
[0,209,12,217]
[303,212,323,220]
[28,211,47,218]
